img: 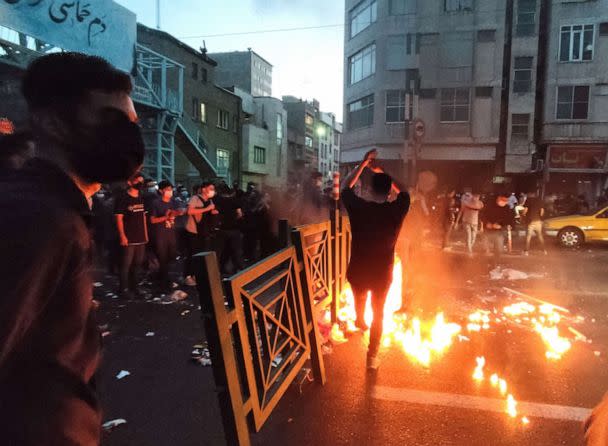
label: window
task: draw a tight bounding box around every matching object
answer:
[387,35,406,70]
[191,97,199,119]
[349,43,376,84]
[305,113,314,127]
[556,86,589,120]
[477,30,496,42]
[511,114,530,140]
[254,146,266,164]
[516,0,536,36]
[200,102,206,123]
[216,149,230,177]
[350,0,377,38]
[560,25,594,62]
[201,67,208,82]
[386,90,407,123]
[440,88,470,122]
[305,136,313,147]
[600,23,608,36]
[476,87,493,97]
[276,113,283,146]
[390,0,407,15]
[192,62,198,79]
[217,110,229,129]
[513,57,533,93]
[445,0,473,12]
[348,94,374,130]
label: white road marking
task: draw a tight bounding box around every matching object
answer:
[372,386,592,422]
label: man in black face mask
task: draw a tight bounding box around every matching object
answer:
[115,172,149,298]
[0,53,144,445]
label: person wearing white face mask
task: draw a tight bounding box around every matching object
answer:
[150,180,185,292]
[183,182,219,286]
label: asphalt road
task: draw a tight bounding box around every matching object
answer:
[96,243,608,446]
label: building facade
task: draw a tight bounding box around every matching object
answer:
[317,112,342,179]
[283,96,319,183]
[342,0,608,199]
[230,87,288,190]
[540,0,608,202]
[210,49,273,97]
[138,24,242,188]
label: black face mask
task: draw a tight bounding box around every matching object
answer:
[66,107,145,184]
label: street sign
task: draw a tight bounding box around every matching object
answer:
[0,0,136,73]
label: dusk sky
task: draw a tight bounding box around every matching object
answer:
[116,0,345,121]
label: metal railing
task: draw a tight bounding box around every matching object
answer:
[176,110,218,175]
[195,211,352,446]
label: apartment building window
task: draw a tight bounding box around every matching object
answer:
[440,88,470,122]
[276,113,283,146]
[477,30,496,42]
[348,94,374,130]
[200,102,207,123]
[516,0,536,36]
[445,0,473,12]
[254,146,266,164]
[349,43,376,85]
[557,86,589,120]
[305,113,314,126]
[560,25,594,62]
[216,149,230,177]
[511,114,530,140]
[192,62,198,80]
[350,0,377,38]
[305,136,313,148]
[390,0,407,15]
[387,35,406,70]
[513,57,533,93]
[201,67,208,82]
[386,90,407,123]
[217,109,229,129]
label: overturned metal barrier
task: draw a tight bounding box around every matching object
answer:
[194,245,326,446]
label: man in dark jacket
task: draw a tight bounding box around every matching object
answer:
[342,149,410,370]
[0,53,144,445]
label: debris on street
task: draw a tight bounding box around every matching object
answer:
[116,370,131,380]
[102,419,127,431]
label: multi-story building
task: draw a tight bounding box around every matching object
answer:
[137,24,242,188]
[210,49,273,97]
[283,96,319,183]
[539,0,608,202]
[317,112,342,179]
[229,87,288,190]
[342,0,608,199]
[342,0,508,191]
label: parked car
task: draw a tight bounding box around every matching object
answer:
[543,207,608,248]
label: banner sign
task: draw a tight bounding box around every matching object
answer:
[0,0,136,73]
[548,145,607,171]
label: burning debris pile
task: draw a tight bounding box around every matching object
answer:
[328,256,595,427]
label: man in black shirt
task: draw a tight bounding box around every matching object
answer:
[523,191,547,256]
[342,149,410,370]
[215,184,245,274]
[150,181,185,291]
[0,53,144,445]
[481,195,515,262]
[115,172,149,298]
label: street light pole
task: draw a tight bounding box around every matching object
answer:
[156,0,161,30]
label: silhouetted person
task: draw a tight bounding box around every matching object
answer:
[481,195,515,263]
[342,149,410,370]
[0,52,144,445]
[522,191,547,256]
[0,131,35,170]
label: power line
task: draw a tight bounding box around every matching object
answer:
[178,24,344,39]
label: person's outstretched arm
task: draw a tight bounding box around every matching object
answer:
[343,149,377,190]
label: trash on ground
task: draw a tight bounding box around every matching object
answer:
[145,332,155,337]
[101,331,111,338]
[271,354,283,368]
[181,310,191,316]
[116,370,131,380]
[490,267,540,281]
[171,290,188,301]
[93,282,103,288]
[102,419,127,431]
[594,351,601,357]
[321,342,334,355]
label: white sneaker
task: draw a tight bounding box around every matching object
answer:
[366,355,380,370]
[184,276,197,287]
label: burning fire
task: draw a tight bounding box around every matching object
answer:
[336,256,462,367]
